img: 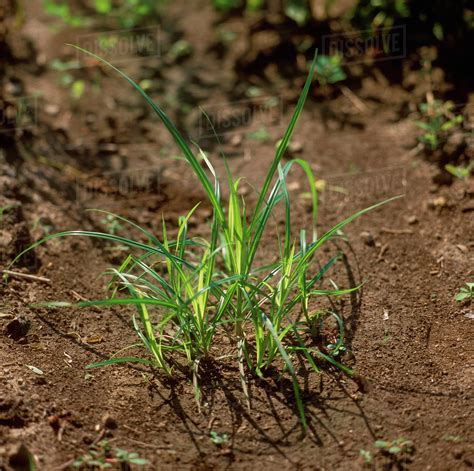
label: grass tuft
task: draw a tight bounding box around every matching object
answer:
[13,46,402,430]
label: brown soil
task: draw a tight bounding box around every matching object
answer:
[1,1,473,470]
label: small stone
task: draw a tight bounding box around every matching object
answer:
[360,231,375,246]
[237,185,250,196]
[230,134,243,147]
[102,414,118,429]
[288,140,303,154]
[99,143,118,154]
[428,196,447,209]
[36,53,47,67]
[407,215,418,225]
[287,181,301,191]
[456,244,468,253]
[45,104,60,116]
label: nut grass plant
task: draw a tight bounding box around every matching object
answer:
[13,46,401,429]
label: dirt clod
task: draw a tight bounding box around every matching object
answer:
[102,414,118,430]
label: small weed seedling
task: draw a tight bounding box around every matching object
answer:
[50,59,87,102]
[43,0,86,27]
[445,162,473,180]
[44,0,164,29]
[15,47,400,430]
[359,449,373,465]
[455,283,474,302]
[73,439,149,470]
[416,98,464,151]
[210,431,229,445]
[212,0,309,24]
[350,0,410,31]
[375,437,414,458]
[314,55,347,86]
[100,214,124,236]
[247,126,271,142]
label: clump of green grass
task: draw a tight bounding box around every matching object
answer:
[13,47,400,430]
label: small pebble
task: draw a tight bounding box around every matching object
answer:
[99,143,118,154]
[287,181,301,191]
[102,414,118,429]
[407,215,418,225]
[288,140,303,153]
[428,196,447,209]
[360,231,375,246]
[36,53,47,67]
[230,134,243,147]
[45,104,60,116]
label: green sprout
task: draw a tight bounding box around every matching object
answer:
[212,0,310,23]
[210,431,229,445]
[350,0,410,31]
[445,162,473,180]
[455,283,474,302]
[44,0,165,29]
[100,214,124,236]
[375,437,414,456]
[73,440,149,469]
[359,449,373,465]
[314,55,347,86]
[416,99,464,151]
[285,0,310,25]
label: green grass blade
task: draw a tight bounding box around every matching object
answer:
[251,50,318,224]
[86,357,155,369]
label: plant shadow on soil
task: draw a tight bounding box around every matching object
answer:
[36,242,374,463]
